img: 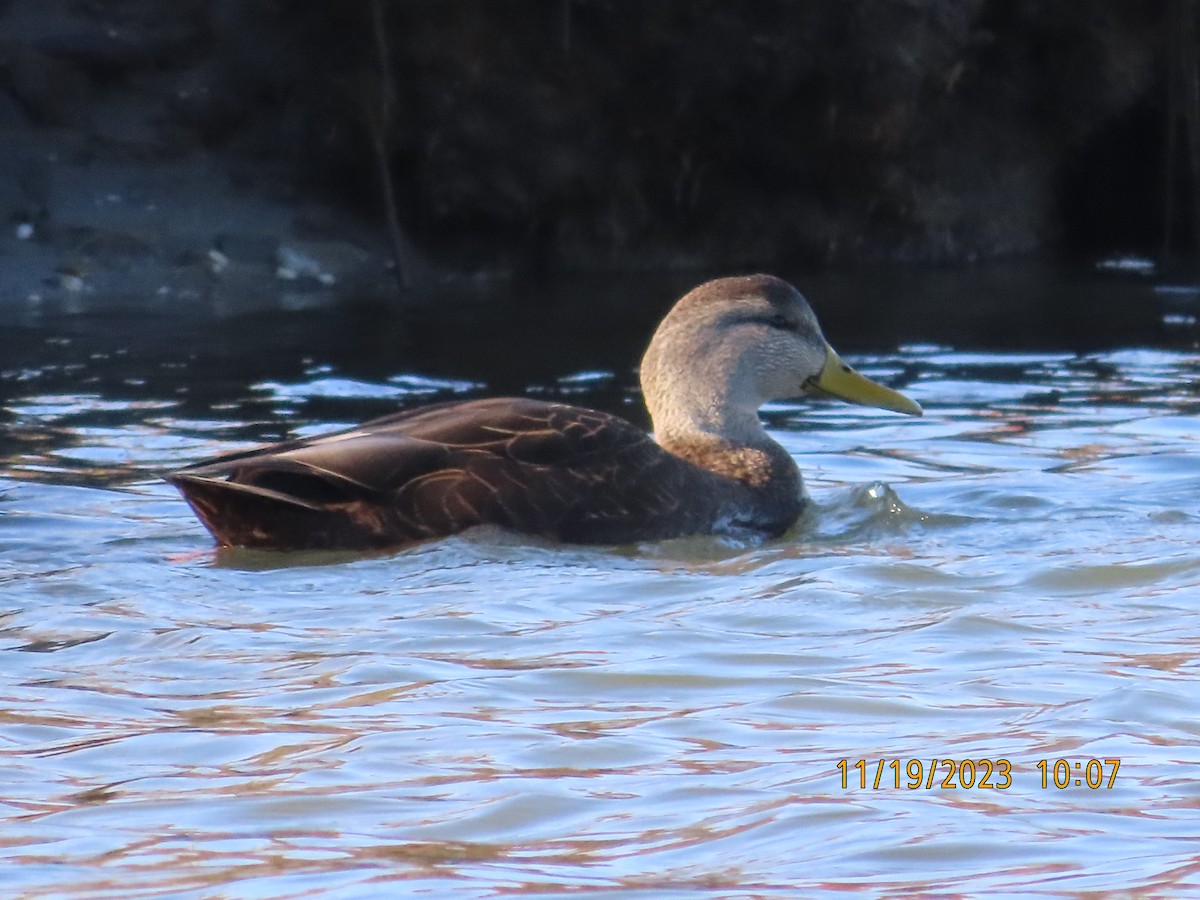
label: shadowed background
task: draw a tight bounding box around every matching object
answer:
[0,0,1187,311]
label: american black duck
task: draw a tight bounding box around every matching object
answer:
[166,274,921,550]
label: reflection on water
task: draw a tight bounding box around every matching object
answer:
[2,267,1200,897]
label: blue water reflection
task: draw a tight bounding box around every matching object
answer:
[2,268,1200,896]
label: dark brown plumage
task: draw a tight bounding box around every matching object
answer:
[167,397,797,549]
[167,275,921,550]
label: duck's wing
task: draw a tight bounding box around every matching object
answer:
[166,397,718,550]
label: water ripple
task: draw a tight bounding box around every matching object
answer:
[3,336,1200,896]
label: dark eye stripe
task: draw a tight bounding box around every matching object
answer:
[744,314,796,331]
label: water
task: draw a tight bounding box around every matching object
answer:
[3,268,1200,897]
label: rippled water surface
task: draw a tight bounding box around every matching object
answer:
[3,270,1200,897]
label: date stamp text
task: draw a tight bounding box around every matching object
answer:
[836,758,1121,790]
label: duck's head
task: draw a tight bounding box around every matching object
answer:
[640,274,921,444]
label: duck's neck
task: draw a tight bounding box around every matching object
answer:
[642,330,770,451]
[639,313,805,495]
[651,397,771,454]
[642,358,798,493]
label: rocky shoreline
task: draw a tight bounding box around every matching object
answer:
[0,1,1168,311]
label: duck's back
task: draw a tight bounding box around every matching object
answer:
[166,397,773,550]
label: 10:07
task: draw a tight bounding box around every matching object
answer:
[1037,758,1120,789]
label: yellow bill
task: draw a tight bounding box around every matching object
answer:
[809,345,922,416]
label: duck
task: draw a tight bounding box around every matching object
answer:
[166,274,921,550]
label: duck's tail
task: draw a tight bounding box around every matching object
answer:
[164,473,375,550]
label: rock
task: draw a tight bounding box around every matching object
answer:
[276,240,374,287]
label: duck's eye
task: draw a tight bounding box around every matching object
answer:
[743,313,797,331]
[768,314,793,331]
